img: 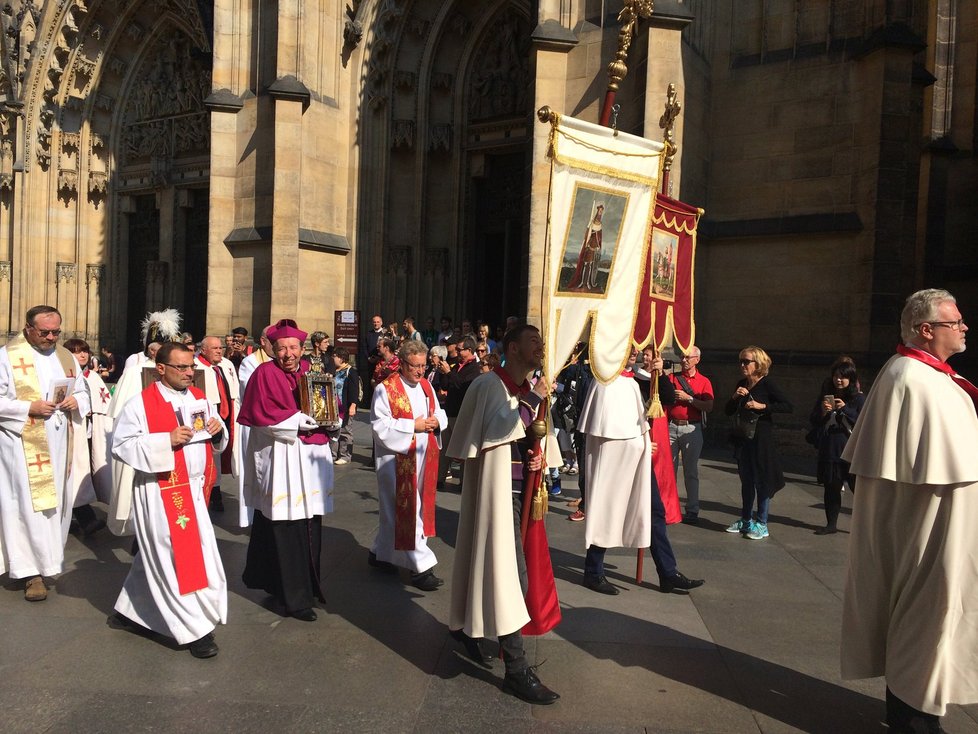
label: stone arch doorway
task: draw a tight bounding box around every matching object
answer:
[355,0,533,330]
[5,0,214,353]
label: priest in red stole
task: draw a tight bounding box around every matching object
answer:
[447,324,560,706]
[369,339,447,589]
[111,342,227,658]
[238,319,333,622]
[841,289,978,732]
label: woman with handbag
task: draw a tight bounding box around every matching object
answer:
[724,346,792,540]
[808,357,865,535]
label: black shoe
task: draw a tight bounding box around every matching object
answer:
[502,667,560,705]
[659,572,705,594]
[410,570,443,592]
[583,574,619,595]
[209,491,224,512]
[81,517,106,536]
[368,552,398,574]
[188,632,219,658]
[682,514,699,525]
[814,526,838,535]
[450,629,494,666]
[291,608,318,622]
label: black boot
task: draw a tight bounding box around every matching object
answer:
[886,687,945,733]
[502,666,560,705]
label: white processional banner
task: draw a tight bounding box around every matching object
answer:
[542,114,664,384]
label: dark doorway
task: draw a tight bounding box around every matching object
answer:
[126,195,160,352]
[469,150,529,329]
[181,187,209,341]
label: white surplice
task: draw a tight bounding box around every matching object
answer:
[112,382,228,645]
[242,414,334,522]
[195,355,241,484]
[370,379,447,573]
[106,355,153,535]
[235,350,270,527]
[577,375,652,549]
[841,354,978,716]
[75,369,113,505]
[0,345,89,578]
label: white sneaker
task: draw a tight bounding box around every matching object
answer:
[335,458,349,465]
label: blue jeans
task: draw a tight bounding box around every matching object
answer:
[738,447,770,524]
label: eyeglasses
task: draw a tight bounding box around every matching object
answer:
[30,327,61,337]
[476,348,488,354]
[739,359,756,366]
[161,363,196,372]
[681,354,698,361]
[920,320,966,331]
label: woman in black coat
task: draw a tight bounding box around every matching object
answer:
[808,357,865,535]
[724,346,792,540]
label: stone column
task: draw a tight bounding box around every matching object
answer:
[527,19,577,326]
[85,264,104,343]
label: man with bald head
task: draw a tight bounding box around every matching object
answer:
[196,336,240,512]
[665,345,714,524]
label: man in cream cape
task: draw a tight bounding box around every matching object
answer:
[841,288,978,733]
[111,342,227,658]
[235,324,272,528]
[447,324,559,705]
[0,305,89,601]
[370,339,447,590]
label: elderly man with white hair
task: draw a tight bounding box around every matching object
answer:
[841,288,978,733]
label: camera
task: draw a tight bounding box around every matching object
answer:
[661,359,675,371]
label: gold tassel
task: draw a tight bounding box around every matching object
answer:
[531,476,548,520]
[646,396,664,419]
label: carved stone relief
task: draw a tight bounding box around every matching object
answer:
[365,0,406,109]
[0,261,10,282]
[467,9,531,122]
[386,246,411,275]
[56,261,77,284]
[391,119,415,149]
[429,123,451,153]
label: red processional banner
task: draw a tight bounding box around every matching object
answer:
[632,193,702,353]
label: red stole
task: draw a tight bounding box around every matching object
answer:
[141,383,215,595]
[492,367,562,636]
[199,356,235,475]
[382,374,440,550]
[897,343,978,414]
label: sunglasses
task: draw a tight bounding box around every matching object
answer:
[739,359,756,366]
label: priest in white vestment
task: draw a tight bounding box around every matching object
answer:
[841,288,978,731]
[195,336,241,512]
[238,319,333,622]
[447,324,559,705]
[235,325,272,528]
[111,342,227,658]
[370,340,447,589]
[577,348,652,597]
[0,306,89,602]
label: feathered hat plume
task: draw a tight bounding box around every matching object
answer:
[140,308,183,348]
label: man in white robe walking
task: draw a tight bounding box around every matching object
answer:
[111,342,228,658]
[0,305,89,602]
[370,339,447,590]
[195,335,241,512]
[842,288,978,733]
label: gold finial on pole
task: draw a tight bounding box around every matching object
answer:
[659,82,682,178]
[599,1,654,126]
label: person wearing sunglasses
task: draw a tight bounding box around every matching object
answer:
[724,346,792,540]
[841,289,978,733]
[0,305,90,602]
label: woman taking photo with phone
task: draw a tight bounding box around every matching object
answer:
[808,357,864,535]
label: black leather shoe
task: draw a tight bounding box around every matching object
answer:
[583,574,619,595]
[682,514,699,525]
[659,572,705,594]
[188,633,219,658]
[450,629,494,666]
[291,608,318,622]
[814,526,838,535]
[503,667,560,705]
[410,570,443,591]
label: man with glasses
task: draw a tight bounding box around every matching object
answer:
[0,305,89,602]
[110,342,227,658]
[841,289,978,733]
[196,336,240,512]
[436,335,481,486]
[369,340,447,589]
[665,346,714,524]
